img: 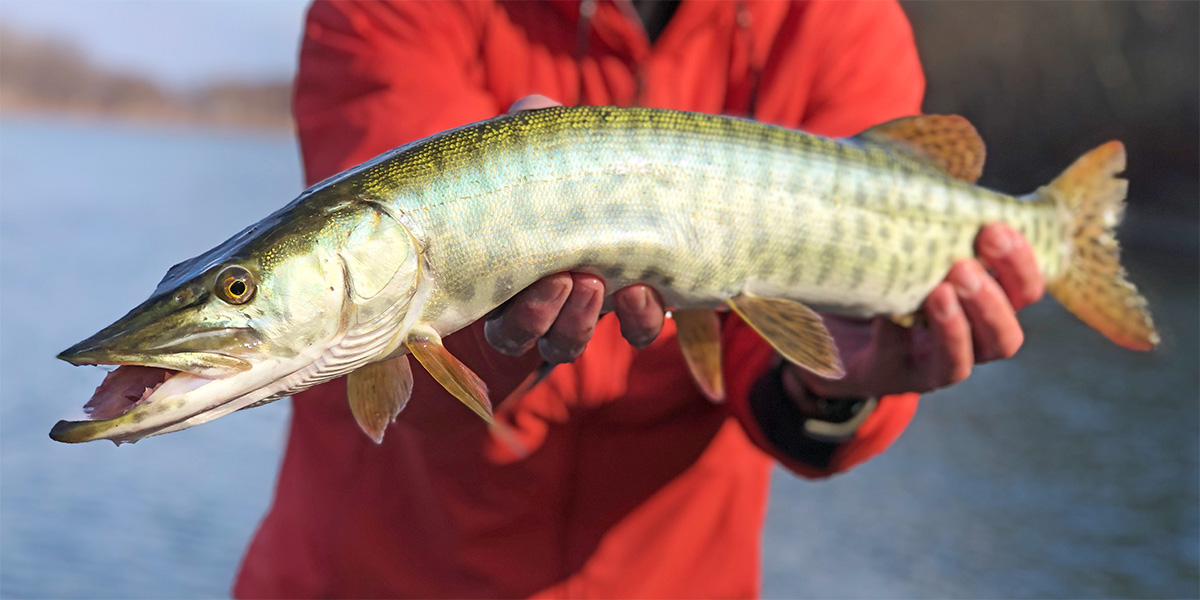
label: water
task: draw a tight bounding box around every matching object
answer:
[1,118,297,599]
[1,118,1196,598]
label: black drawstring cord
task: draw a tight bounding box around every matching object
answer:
[736,1,762,119]
[574,0,597,106]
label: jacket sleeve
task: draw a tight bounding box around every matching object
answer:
[725,0,925,479]
[293,0,560,413]
[294,0,498,184]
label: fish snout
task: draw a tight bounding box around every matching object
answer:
[57,334,120,366]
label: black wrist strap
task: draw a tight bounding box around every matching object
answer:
[747,362,878,468]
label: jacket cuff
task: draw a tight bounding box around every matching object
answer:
[727,363,920,479]
[745,363,875,470]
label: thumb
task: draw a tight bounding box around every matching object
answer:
[508,94,562,113]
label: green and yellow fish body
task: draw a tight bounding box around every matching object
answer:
[52,107,1158,444]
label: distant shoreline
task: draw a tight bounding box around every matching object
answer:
[0,27,293,134]
[0,107,297,143]
[0,98,295,135]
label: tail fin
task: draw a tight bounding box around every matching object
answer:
[1043,141,1159,351]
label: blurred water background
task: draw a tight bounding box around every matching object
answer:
[1,2,1197,598]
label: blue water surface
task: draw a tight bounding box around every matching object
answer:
[1,117,1196,599]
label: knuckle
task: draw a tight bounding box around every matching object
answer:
[485,318,534,356]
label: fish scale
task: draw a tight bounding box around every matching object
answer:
[51,105,1158,445]
[352,106,1067,331]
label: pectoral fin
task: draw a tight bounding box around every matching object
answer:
[727,295,845,379]
[673,309,725,402]
[407,331,493,424]
[347,356,414,443]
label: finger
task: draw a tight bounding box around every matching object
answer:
[508,94,562,113]
[484,273,572,355]
[538,274,605,364]
[863,317,912,392]
[613,285,665,348]
[803,317,908,399]
[976,223,1045,311]
[916,282,974,391]
[948,260,1024,363]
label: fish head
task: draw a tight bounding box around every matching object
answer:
[52,197,423,444]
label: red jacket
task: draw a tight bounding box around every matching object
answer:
[235,2,924,597]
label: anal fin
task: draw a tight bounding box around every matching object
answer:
[347,356,414,443]
[727,295,845,380]
[407,330,494,424]
[673,309,725,402]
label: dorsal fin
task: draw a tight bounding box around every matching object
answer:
[855,115,986,183]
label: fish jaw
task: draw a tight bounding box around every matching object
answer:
[49,355,309,444]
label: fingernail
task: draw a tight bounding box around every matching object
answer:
[620,288,649,313]
[983,228,1012,257]
[929,291,959,322]
[952,264,981,297]
[531,279,569,304]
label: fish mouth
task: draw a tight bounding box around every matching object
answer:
[80,365,180,421]
[50,345,265,445]
[52,326,327,444]
[50,364,217,444]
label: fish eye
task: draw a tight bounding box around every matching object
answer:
[216,266,255,305]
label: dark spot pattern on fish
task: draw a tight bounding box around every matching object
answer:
[758,256,779,281]
[604,263,628,280]
[577,249,600,267]
[881,254,900,296]
[603,200,628,223]
[638,267,675,289]
[848,263,866,290]
[854,182,869,207]
[815,239,837,285]
[782,235,808,286]
[831,217,844,240]
[453,281,477,303]
[855,213,870,241]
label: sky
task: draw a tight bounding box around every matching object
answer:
[0,0,310,89]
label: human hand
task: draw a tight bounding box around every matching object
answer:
[784,223,1045,411]
[483,95,668,363]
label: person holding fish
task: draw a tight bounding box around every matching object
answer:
[215,1,1111,597]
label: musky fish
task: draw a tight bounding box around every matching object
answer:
[52,106,1158,445]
